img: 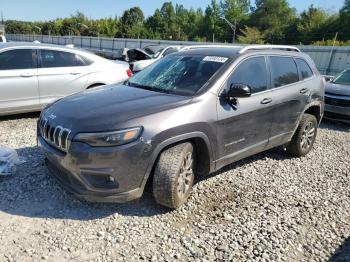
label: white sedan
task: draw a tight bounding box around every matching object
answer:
[0,42,132,116]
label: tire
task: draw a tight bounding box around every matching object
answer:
[286,113,318,157]
[153,142,195,209]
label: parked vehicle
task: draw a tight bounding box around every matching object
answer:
[324,69,350,123]
[0,35,6,43]
[124,45,183,72]
[0,42,131,116]
[38,45,324,208]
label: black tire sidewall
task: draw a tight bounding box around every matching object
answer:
[173,143,195,206]
[295,115,318,156]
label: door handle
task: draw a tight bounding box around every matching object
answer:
[261,98,272,105]
[20,73,34,78]
[70,72,82,75]
[300,88,309,94]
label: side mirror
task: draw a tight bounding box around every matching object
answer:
[227,84,252,98]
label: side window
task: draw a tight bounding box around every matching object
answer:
[0,49,35,70]
[40,50,86,68]
[270,56,299,87]
[163,48,178,57]
[229,56,268,94]
[296,58,313,80]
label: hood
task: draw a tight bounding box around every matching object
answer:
[325,82,350,96]
[44,85,191,132]
[127,49,152,62]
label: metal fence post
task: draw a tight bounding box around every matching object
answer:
[326,49,337,75]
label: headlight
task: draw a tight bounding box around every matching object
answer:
[74,127,143,147]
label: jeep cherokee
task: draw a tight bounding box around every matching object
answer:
[38,45,324,209]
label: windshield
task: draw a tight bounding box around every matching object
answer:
[332,70,350,86]
[127,55,227,96]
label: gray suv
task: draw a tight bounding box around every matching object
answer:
[38,45,324,209]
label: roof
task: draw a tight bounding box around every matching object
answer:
[178,47,241,58]
[0,42,92,55]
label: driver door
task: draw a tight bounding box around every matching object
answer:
[215,56,275,169]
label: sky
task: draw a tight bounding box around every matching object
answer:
[0,0,345,22]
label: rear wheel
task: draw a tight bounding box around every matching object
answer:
[286,114,318,157]
[153,143,195,209]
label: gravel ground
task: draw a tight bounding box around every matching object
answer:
[0,113,349,262]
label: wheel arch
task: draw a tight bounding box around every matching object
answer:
[140,132,214,190]
[303,102,323,124]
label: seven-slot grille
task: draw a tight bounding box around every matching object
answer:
[325,95,350,108]
[39,117,71,152]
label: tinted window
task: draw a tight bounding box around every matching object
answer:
[0,49,35,70]
[127,55,226,96]
[296,58,313,80]
[270,56,299,87]
[229,57,268,93]
[40,50,86,68]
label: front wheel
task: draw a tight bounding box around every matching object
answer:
[286,113,318,157]
[153,143,195,209]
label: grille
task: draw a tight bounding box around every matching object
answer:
[325,96,350,108]
[39,117,71,152]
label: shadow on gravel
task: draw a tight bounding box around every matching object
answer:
[0,119,348,221]
[320,119,350,132]
[329,237,350,262]
[0,112,40,121]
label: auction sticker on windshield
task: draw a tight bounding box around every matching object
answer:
[203,56,228,63]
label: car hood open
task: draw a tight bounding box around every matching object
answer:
[127,49,153,62]
[44,85,191,132]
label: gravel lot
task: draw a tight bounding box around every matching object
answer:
[0,113,349,262]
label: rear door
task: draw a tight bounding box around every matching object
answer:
[268,56,310,147]
[215,56,275,169]
[0,48,39,114]
[37,49,90,107]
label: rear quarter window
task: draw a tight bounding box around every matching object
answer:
[296,58,314,80]
[270,56,299,88]
[40,50,87,68]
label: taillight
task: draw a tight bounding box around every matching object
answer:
[126,69,133,78]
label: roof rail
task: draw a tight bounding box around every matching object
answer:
[181,45,241,51]
[239,45,301,53]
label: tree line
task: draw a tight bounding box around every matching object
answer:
[4,0,350,46]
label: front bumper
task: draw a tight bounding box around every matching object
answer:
[324,104,350,123]
[38,135,151,203]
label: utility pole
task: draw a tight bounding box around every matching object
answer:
[326,32,338,75]
[220,16,237,43]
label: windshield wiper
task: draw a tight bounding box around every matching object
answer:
[127,82,156,91]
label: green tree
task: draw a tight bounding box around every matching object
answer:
[220,0,250,42]
[250,0,297,43]
[145,9,166,38]
[118,7,145,38]
[238,26,265,44]
[339,0,350,41]
[297,5,328,44]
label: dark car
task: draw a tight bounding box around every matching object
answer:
[38,45,324,209]
[324,69,350,123]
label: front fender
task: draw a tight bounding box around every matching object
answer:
[138,131,214,191]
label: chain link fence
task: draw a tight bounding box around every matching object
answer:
[6,34,350,76]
